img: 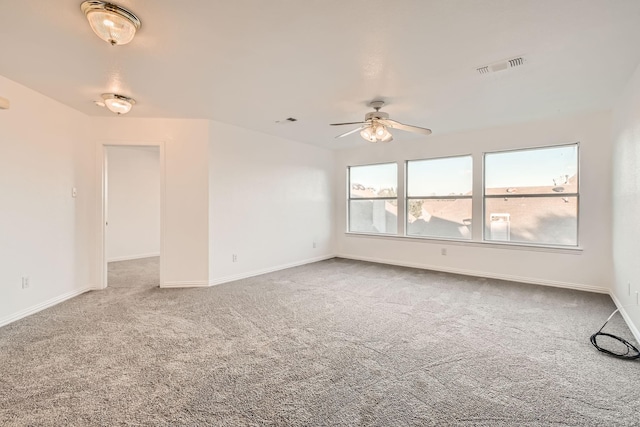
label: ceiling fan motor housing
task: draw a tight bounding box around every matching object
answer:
[365,111,389,121]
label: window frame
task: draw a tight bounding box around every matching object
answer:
[482,142,580,247]
[343,142,582,253]
[405,154,473,240]
[347,162,399,235]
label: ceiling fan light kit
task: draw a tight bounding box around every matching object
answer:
[331,100,432,143]
[360,123,392,143]
[360,127,376,142]
[81,1,141,46]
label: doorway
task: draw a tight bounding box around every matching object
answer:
[100,143,165,289]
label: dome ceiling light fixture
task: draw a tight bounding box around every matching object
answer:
[81,1,141,46]
[101,93,136,115]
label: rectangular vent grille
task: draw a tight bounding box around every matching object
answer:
[508,57,524,67]
[275,117,298,124]
[477,56,525,75]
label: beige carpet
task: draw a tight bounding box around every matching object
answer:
[0,257,638,426]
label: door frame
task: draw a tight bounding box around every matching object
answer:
[98,140,166,289]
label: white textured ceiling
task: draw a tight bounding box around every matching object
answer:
[1,0,639,149]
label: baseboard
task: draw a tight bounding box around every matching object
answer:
[0,286,94,328]
[209,254,336,286]
[609,292,640,344]
[107,252,160,263]
[336,253,610,294]
[161,280,210,288]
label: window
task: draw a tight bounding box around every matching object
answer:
[406,156,473,239]
[348,163,397,234]
[484,144,579,246]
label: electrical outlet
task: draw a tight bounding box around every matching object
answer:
[441,248,447,256]
[21,276,29,289]
[72,187,77,198]
[313,241,316,249]
[232,254,237,262]
[628,283,632,296]
[636,291,639,305]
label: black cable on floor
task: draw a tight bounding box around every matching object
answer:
[590,308,640,360]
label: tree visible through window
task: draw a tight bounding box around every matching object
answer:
[348,163,398,234]
[406,156,473,239]
[484,144,579,246]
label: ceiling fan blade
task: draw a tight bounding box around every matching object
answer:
[379,119,432,135]
[335,126,366,138]
[329,121,368,126]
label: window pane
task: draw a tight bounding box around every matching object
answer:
[407,156,472,197]
[349,200,398,234]
[349,163,397,199]
[485,145,578,196]
[484,196,577,245]
[407,198,472,239]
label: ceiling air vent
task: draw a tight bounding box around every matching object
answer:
[275,117,298,124]
[508,57,524,67]
[477,56,525,75]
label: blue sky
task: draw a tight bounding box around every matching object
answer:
[485,145,577,188]
[408,156,472,195]
[350,145,578,196]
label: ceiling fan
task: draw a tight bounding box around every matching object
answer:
[330,100,432,143]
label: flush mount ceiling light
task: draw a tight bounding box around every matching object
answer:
[81,1,141,46]
[101,93,135,114]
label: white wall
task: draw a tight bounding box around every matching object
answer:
[92,118,210,287]
[106,146,160,262]
[612,63,640,339]
[335,111,613,293]
[93,117,336,287]
[0,75,94,326]
[0,70,623,331]
[208,121,334,284]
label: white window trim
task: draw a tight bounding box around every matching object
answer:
[344,142,581,253]
[482,142,580,247]
[405,155,473,240]
[347,162,399,235]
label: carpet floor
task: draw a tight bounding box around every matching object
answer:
[0,257,638,426]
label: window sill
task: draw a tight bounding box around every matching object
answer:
[344,232,583,254]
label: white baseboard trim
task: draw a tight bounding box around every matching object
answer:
[108,253,160,263]
[209,254,336,287]
[159,255,336,288]
[609,292,640,345]
[336,253,610,294]
[0,286,94,328]
[161,280,210,288]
